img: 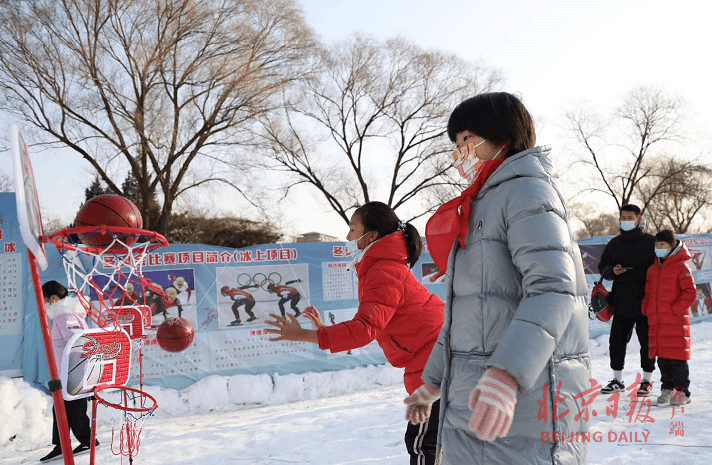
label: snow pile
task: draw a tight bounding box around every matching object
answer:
[0,364,403,452]
[2,320,712,464]
[0,377,53,452]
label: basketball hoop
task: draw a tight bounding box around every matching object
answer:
[94,384,158,460]
[41,225,169,329]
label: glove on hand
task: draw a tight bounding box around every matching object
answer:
[404,384,441,424]
[468,367,518,442]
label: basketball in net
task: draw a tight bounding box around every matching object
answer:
[156,317,194,353]
[74,194,142,248]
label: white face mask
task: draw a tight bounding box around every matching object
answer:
[620,220,637,231]
[345,232,369,257]
[346,236,377,272]
[452,140,503,183]
[655,248,670,258]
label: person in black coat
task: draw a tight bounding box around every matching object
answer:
[597,204,656,396]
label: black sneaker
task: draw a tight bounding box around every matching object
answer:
[229,320,242,326]
[40,446,62,462]
[637,381,653,397]
[72,440,99,456]
[293,310,302,317]
[246,315,257,322]
[601,379,625,394]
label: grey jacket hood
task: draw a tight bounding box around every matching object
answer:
[480,145,555,197]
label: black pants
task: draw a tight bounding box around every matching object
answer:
[404,399,439,465]
[658,357,690,396]
[52,398,92,447]
[231,298,256,321]
[278,294,300,317]
[609,314,656,373]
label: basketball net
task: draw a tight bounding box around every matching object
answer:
[45,225,169,394]
[44,225,169,330]
[94,385,158,463]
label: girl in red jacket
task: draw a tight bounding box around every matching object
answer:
[642,230,697,406]
[264,201,445,465]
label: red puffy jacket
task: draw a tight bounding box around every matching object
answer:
[642,243,697,360]
[317,231,444,394]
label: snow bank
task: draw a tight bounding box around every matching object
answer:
[0,364,403,452]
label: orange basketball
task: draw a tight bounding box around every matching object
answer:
[156,317,194,353]
[74,194,142,248]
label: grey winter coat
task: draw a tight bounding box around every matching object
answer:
[422,146,591,465]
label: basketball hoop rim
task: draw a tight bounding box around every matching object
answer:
[41,225,168,253]
[94,384,158,413]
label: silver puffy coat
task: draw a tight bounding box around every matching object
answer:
[422,146,591,465]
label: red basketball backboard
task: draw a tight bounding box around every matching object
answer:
[60,327,132,401]
[107,305,149,339]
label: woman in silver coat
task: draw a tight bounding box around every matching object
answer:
[405,92,591,464]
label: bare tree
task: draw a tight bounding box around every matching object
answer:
[259,35,503,224]
[639,157,712,233]
[0,169,11,192]
[0,0,314,233]
[570,205,619,239]
[565,86,690,213]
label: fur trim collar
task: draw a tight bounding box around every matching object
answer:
[46,296,87,321]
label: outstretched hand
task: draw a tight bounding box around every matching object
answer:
[264,313,318,344]
[264,313,305,341]
[303,306,327,329]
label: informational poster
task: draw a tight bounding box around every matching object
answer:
[0,253,22,336]
[321,261,357,301]
[0,195,26,377]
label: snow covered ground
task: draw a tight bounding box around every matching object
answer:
[2,321,712,465]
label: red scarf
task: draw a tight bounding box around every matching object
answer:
[425,158,504,277]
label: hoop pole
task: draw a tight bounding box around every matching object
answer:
[126,420,134,462]
[90,396,98,465]
[140,344,144,392]
[123,388,135,463]
[28,250,76,465]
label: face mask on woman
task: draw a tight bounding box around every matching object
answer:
[345,234,377,272]
[345,232,369,257]
[452,140,503,183]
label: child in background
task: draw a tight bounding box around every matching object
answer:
[264,201,445,465]
[40,281,98,462]
[642,230,697,405]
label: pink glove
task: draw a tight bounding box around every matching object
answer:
[468,367,518,442]
[404,384,441,424]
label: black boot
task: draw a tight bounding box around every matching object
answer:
[40,446,62,462]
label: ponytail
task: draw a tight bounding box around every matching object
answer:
[354,201,422,268]
[402,222,422,269]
